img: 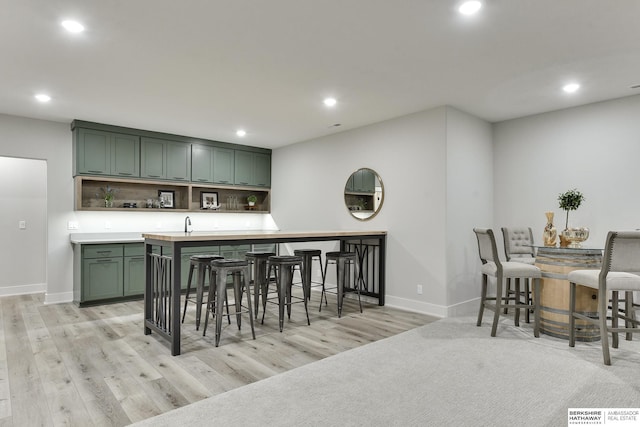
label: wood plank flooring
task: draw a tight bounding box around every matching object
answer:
[0,291,437,426]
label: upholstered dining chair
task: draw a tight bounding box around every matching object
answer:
[568,231,640,365]
[474,228,541,337]
[501,227,536,322]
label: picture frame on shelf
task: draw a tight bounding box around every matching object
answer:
[201,191,220,210]
[158,190,175,208]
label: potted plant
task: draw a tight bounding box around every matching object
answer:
[247,194,258,207]
[558,188,586,247]
[96,185,118,208]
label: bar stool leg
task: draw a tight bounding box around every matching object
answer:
[234,271,243,329]
[195,263,209,330]
[215,266,227,347]
[337,257,346,318]
[181,263,196,323]
[244,268,256,339]
[277,265,290,332]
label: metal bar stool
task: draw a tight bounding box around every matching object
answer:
[320,251,362,318]
[245,251,275,317]
[203,259,255,347]
[262,255,309,332]
[181,254,223,330]
[293,249,326,302]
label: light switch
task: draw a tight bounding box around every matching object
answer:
[18,220,26,229]
[67,221,79,230]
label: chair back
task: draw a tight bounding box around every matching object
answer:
[501,227,535,261]
[474,228,502,267]
[602,231,640,275]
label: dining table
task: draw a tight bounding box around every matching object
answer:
[142,229,387,355]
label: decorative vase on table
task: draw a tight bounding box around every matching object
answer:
[543,211,557,247]
[561,227,590,248]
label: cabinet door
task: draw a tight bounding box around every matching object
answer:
[77,129,111,175]
[253,153,271,187]
[111,133,140,177]
[191,144,214,183]
[213,147,234,184]
[166,141,191,181]
[141,137,167,179]
[353,169,375,193]
[234,150,253,186]
[82,258,124,301]
[124,255,145,296]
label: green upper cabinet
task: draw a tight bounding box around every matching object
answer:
[141,137,191,181]
[76,128,140,177]
[72,120,271,189]
[191,144,234,185]
[191,144,214,183]
[213,147,235,185]
[235,150,271,187]
[351,169,375,193]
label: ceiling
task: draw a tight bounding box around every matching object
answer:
[2,0,640,149]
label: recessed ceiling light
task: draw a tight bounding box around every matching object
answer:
[459,1,482,15]
[323,97,337,107]
[236,129,246,137]
[563,83,580,93]
[61,20,85,33]
[35,94,51,102]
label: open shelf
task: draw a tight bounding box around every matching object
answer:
[75,176,271,213]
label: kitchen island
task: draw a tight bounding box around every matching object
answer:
[142,230,387,355]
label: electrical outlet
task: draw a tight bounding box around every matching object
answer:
[67,220,79,230]
[18,220,26,229]
[417,284,423,295]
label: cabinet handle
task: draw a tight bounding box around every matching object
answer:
[128,257,144,261]
[147,175,161,178]
[218,180,228,184]
[172,177,185,180]
[87,170,103,174]
[97,258,115,262]
[118,172,132,176]
[239,181,249,185]
[96,251,113,255]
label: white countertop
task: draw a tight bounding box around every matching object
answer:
[69,232,146,244]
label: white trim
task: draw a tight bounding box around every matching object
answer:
[384,295,448,318]
[384,295,479,318]
[44,291,73,305]
[0,283,46,297]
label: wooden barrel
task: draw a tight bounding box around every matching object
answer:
[534,247,602,341]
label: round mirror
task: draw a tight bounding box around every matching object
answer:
[344,168,384,221]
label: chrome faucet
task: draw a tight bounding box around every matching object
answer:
[184,216,192,233]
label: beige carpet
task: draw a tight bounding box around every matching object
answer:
[130,315,640,427]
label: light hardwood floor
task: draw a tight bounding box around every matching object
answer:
[0,291,437,426]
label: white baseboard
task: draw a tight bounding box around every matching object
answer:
[0,283,46,297]
[384,295,448,318]
[44,291,73,305]
[384,295,480,318]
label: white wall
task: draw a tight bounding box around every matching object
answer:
[0,156,47,294]
[0,115,73,303]
[272,106,492,316]
[493,94,640,248]
[445,108,493,315]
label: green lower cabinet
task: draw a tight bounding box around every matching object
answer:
[82,257,124,301]
[75,242,262,305]
[76,243,145,305]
